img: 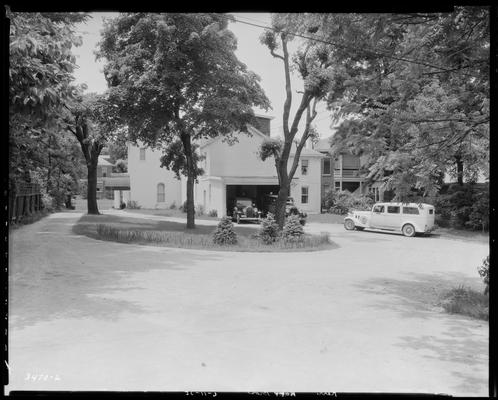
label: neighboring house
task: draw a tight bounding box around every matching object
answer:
[95,155,130,200]
[313,138,394,202]
[127,115,324,215]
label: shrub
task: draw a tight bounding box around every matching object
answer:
[440,285,488,320]
[126,200,141,209]
[208,209,218,217]
[179,200,188,213]
[282,214,305,242]
[477,255,489,295]
[212,216,238,245]
[324,189,374,215]
[258,213,280,244]
[41,192,56,212]
[119,202,126,209]
[169,202,176,209]
[196,204,204,216]
[78,181,88,199]
[434,183,488,231]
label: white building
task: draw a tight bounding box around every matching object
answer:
[127,116,324,216]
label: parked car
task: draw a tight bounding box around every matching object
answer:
[343,202,435,237]
[262,194,307,225]
[232,197,262,224]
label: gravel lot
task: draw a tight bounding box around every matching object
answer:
[7,211,489,395]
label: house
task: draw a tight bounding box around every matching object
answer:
[96,155,130,201]
[313,138,394,202]
[127,115,324,216]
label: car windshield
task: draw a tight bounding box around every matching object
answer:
[236,198,252,207]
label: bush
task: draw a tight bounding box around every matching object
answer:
[440,285,488,320]
[41,192,56,212]
[169,202,176,209]
[282,214,305,243]
[179,201,188,213]
[258,213,280,244]
[208,209,218,217]
[212,216,238,245]
[477,255,489,295]
[196,204,204,217]
[126,200,141,209]
[78,181,88,199]
[323,189,374,215]
[119,202,126,210]
[434,183,488,231]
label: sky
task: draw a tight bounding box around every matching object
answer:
[72,12,337,140]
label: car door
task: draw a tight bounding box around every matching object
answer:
[370,204,386,228]
[385,204,401,229]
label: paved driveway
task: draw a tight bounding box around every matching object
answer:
[7,211,489,395]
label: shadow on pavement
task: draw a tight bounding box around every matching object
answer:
[10,214,224,330]
[354,271,485,319]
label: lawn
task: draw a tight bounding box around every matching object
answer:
[73,214,335,252]
[122,207,220,221]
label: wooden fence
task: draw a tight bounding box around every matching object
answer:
[9,183,43,223]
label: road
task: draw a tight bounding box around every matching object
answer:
[7,211,489,395]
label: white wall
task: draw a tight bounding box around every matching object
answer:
[289,156,322,213]
[204,129,277,178]
[128,143,182,209]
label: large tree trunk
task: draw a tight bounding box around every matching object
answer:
[181,132,195,229]
[87,160,100,215]
[275,172,289,229]
[455,155,464,186]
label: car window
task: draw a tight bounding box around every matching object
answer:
[387,206,400,214]
[403,207,419,215]
[429,209,434,214]
[373,205,384,213]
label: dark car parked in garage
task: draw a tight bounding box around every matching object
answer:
[232,197,262,224]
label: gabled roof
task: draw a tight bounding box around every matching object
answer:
[199,124,268,149]
[98,155,114,167]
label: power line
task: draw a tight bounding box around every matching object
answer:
[225,14,478,76]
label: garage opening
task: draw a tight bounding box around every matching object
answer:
[226,184,279,215]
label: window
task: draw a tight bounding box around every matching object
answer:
[157,183,165,203]
[103,171,107,178]
[403,207,420,215]
[301,186,309,204]
[323,158,331,175]
[301,159,309,175]
[387,205,400,214]
[139,148,146,161]
[429,209,434,215]
[335,182,341,190]
[373,205,384,213]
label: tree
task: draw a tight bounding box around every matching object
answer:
[259,14,334,228]
[97,13,269,228]
[305,10,489,200]
[63,92,122,214]
[8,10,89,197]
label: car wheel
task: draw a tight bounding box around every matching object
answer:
[344,219,355,230]
[402,223,416,237]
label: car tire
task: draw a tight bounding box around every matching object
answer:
[344,219,355,230]
[402,223,416,237]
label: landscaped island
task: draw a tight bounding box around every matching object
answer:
[73,214,335,252]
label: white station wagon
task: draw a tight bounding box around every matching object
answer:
[344,202,436,237]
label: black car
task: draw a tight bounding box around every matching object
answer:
[262,194,307,225]
[232,197,262,224]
